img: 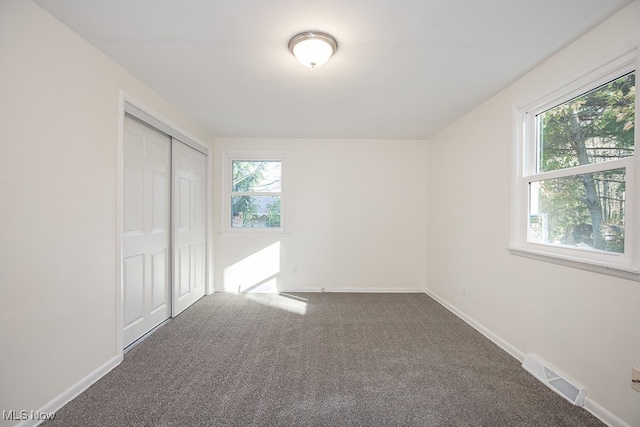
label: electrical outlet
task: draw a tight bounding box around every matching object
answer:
[632,367,640,393]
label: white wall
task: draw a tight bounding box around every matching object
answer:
[427,2,640,426]
[0,1,214,424]
[4,0,636,424]
[213,138,428,293]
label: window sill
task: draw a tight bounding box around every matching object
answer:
[508,246,640,282]
[219,229,290,235]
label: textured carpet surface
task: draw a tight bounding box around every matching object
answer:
[45,293,604,426]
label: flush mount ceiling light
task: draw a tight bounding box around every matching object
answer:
[288,31,338,68]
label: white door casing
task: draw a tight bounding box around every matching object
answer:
[122,116,171,348]
[172,140,207,316]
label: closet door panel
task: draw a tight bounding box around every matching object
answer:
[172,140,206,316]
[122,116,171,347]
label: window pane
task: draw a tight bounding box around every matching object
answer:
[232,160,281,192]
[537,72,635,173]
[528,168,625,253]
[232,196,281,228]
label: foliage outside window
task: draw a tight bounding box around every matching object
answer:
[225,154,285,231]
[514,54,638,275]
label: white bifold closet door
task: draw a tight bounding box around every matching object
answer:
[122,115,206,348]
[172,140,206,316]
[123,116,172,348]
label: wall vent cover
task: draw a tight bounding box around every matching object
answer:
[522,353,586,406]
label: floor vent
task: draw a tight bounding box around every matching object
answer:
[522,353,586,406]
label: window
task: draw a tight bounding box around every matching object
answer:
[512,52,639,278]
[223,152,286,232]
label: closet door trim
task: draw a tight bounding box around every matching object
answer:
[124,97,208,156]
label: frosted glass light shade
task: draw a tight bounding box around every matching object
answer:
[288,32,338,68]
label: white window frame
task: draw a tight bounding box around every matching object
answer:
[221,151,288,233]
[510,50,640,281]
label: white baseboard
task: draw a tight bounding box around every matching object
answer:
[216,286,428,294]
[424,288,525,361]
[585,397,633,427]
[16,354,122,427]
[424,288,633,427]
[279,287,427,293]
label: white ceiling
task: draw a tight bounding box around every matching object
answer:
[34,0,633,140]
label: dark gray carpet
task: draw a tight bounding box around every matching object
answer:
[45,293,604,426]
